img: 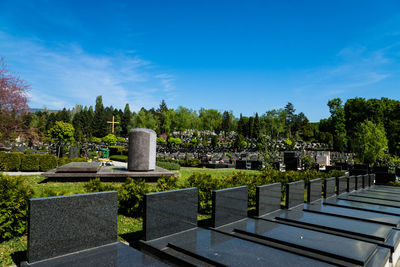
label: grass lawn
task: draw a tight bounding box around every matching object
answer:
[0,167,259,266]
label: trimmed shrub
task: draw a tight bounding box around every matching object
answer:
[84,178,116,192]
[0,151,6,170]
[184,173,226,214]
[0,174,34,241]
[156,176,179,192]
[1,152,22,171]
[118,178,150,217]
[156,161,180,170]
[181,158,201,167]
[110,155,128,162]
[109,146,128,156]
[21,154,40,171]
[39,154,58,171]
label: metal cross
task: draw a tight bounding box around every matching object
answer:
[107,116,120,134]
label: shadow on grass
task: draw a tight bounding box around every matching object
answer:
[11,250,26,266]
[119,230,144,249]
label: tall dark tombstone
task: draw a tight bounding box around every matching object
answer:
[128,128,156,171]
[348,176,356,192]
[284,152,299,171]
[324,177,336,198]
[337,176,347,195]
[356,175,363,190]
[256,183,281,216]
[212,186,248,227]
[144,188,198,241]
[285,180,305,209]
[308,178,322,203]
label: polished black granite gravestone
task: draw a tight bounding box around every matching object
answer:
[348,176,356,192]
[324,197,400,216]
[212,186,248,227]
[23,191,167,267]
[28,192,117,263]
[256,183,281,216]
[356,175,363,190]
[55,162,101,173]
[323,177,335,199]
[286,180,304,209]
[141,188,334,267]
[339,195,400,208]
[307,179,321,203]
[144,188,198,241]
[363,174,368,188]
[350,190,400,202]
[337,176,347,195]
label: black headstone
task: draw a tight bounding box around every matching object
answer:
[348,176,356,192]
[235,160,248,170]
[144,188,198,240]
[324,177,336,198]
[286,180,304,209]
[356,175,363,190]
[27,191,117,263]
[308,178,322,203]
[256,183,281,216]
[337,176,347,195]
[212,186,248,227]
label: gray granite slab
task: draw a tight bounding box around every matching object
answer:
[128,128,156,171]
[212,186,248,227]
[144,188,198,241]
[27,191,117,263]
[362,174,368,188]
[55,162,101,173]
[356,175,363,190]
[324,177,336,199]
[337,176,347,195]
[349,176,356,192]
[308,179,322,203]
[286,180,304,209]
[256,183,281,216]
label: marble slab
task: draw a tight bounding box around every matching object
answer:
[256,183,281,216]
[144,188,198,241]
[55,162,101,173]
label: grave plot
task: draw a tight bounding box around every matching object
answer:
[140,188,336,267]
[211,184,390,266]
[21,191,168,267]
[255,179,400,265]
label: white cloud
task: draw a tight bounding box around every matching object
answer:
[0,31,176,111]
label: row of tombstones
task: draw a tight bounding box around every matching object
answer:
[24,173,399,266]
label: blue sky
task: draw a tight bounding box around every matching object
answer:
[1,0,400,121]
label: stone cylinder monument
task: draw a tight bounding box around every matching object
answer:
[128,128,156,171]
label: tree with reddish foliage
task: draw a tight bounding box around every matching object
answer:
[0,56,30,142]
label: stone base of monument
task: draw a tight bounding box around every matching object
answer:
[41,162,174,182]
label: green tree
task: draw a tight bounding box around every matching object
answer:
[353,120,388,164]
[103,134,117,145]
[121,104,132,137]
[92,96,107,137]
[199,108,222,132]
[221,111,234,134]
[328,98,347,152]
[48,121,75,158]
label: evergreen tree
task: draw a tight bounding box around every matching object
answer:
[92,96,107,137]
[121,103,132,137]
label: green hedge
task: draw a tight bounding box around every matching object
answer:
[109,146,128,156]
[118,178,149,217]
[39,154,58,171]
[156,161,180,170]
[0,174,34,241]
[1,152,22,171]
[110,155,128,162]
[21,154,41,171]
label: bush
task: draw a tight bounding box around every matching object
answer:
[184,173,226,214]
[40,188,68,197]
[1,152,22,171]
[39,154,58,171]
[118,178,150,217]
[21,154,41,171]
[156,176,179,192]
[0,151,5,170]
[0,174,34,241]
[109,146,128,156]
[156,161,180,170]
[84,178,116,192]
[110,155,128,162]
[180,158,201,167]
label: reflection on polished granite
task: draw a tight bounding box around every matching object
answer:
[339,195,400,208]
[325,198,400,216]
[22,242,169,267]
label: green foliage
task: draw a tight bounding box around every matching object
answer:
[1,152,21,171]
[91,137,102,143]
[118,178,150,217]
[117,136,125,143]
[21,154,40,171]
[184,173,226,214]
[0,174,33,241]
[103,134,117,145]
[57,157,87,166]
[48,121,75,143]
[110,155,128,162]
[84,178,116,192]
[0,151,5,170]
[156,161,180,170]
[301,155,318,170]
[109,146,128,156]
[39,154,58,171]
[354,120,388,164]
[156,176,179,192]
[40,188,67,197]
[168,137,182,146]
[157,137,167,145]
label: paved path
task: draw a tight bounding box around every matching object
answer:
[1,171,43,176]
